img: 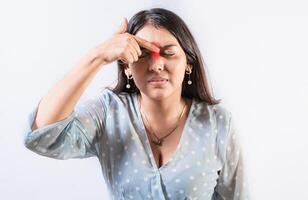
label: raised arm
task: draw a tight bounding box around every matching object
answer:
[24,17,159,160]
[31,17,159,130]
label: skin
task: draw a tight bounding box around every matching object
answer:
[125,24,193,135]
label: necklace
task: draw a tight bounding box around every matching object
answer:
[138,95,187,146]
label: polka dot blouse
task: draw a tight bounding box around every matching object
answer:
[23,88,250,200]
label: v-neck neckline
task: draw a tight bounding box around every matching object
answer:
[133,93,196,171]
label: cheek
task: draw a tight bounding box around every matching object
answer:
[165,63,187,83]
[165,58,187,74]
[130,66,146,84]
[165,71,185,88]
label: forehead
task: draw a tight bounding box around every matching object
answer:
[135,24,179,47]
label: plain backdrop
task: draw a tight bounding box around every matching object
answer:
[1,0,307,199]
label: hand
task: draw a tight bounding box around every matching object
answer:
[92,17,160,65]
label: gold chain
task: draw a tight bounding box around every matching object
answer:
[138,95,187,146]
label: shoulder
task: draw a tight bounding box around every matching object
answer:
[194,100,232,122]
[193,100,233,142]
[212,103,232,123]
[96,87,134,108]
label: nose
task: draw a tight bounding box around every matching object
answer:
[149,64,164,72]
[149,56,164,72]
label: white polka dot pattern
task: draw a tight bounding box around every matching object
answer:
[23,88,250,200]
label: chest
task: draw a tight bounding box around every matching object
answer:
[147,121,186,169]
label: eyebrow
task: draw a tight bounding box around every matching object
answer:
[140,44,177,51]
[161,44,177,49]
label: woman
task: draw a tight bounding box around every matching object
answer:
[23,8,249,200]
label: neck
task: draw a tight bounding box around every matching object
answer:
[138,92,187,122]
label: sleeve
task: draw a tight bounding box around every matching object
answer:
[23,90,108,160]
[212,114,250,200]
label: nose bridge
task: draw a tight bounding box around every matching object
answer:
[149,53,164,71]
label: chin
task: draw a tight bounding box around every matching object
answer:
[144,88,175,101]
[138,83,181,101]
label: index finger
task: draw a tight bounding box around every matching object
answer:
[133,35,160,53]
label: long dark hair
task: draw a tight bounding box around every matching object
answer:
[111,8,220,105]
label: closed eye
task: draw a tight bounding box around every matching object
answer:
[138,52,150,59]
[161,53,175,57]
[138,51,175,59]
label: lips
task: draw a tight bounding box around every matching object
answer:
[147,77,168,82]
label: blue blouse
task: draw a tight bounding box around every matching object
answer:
[23,88,249,200]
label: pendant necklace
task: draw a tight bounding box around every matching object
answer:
[138,95,187,146]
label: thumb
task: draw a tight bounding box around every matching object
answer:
[114,17,128,35]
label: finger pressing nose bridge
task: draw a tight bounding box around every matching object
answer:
[149,42,164,71]
[151,42,161,61]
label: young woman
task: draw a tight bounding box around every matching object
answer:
[23,8,249,200]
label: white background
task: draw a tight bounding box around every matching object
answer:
[1,0,307,199]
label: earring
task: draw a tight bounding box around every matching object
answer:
[126,73,133,89]
[185,66,192,85]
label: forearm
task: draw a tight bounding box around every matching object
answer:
[31,51,106,131]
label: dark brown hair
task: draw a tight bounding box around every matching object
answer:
[111,8,220,105]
